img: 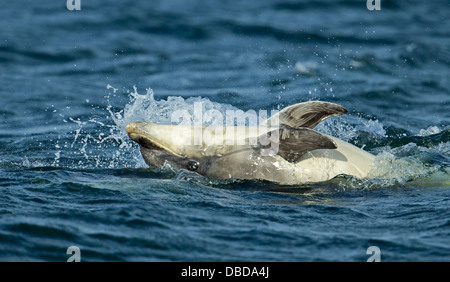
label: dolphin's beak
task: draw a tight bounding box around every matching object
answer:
[126,122,156,149]
[126,122,150,143]
[125,122,184,156]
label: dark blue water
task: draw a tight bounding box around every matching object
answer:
[0,0,449,261]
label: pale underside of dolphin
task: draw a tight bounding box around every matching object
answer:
[126,101,376,185]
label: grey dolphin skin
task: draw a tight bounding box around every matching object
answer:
[126,101,376,185]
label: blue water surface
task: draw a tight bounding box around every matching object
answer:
[0,0,449,261]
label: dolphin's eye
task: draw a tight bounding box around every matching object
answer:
[187,160,199,171]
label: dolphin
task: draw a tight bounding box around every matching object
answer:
[125,101,376,185]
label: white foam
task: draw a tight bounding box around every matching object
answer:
[316,116,385,143]
[417,126,442,137]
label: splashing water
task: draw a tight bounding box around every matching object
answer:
[56,86,448,189]
[58,86,241,170]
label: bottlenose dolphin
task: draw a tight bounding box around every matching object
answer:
[126,101,376,185]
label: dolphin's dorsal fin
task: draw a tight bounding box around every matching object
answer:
[255,126,337,163]
[263,101,347,129]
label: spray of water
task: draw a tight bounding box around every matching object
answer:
[47,85,448,189]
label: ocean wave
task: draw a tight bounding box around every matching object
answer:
[0,44,95,64]
[273,0,401,11]
[217,20,396,45]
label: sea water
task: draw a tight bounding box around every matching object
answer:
[0,0,448,261]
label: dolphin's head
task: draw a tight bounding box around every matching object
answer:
[126,122,205,173]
